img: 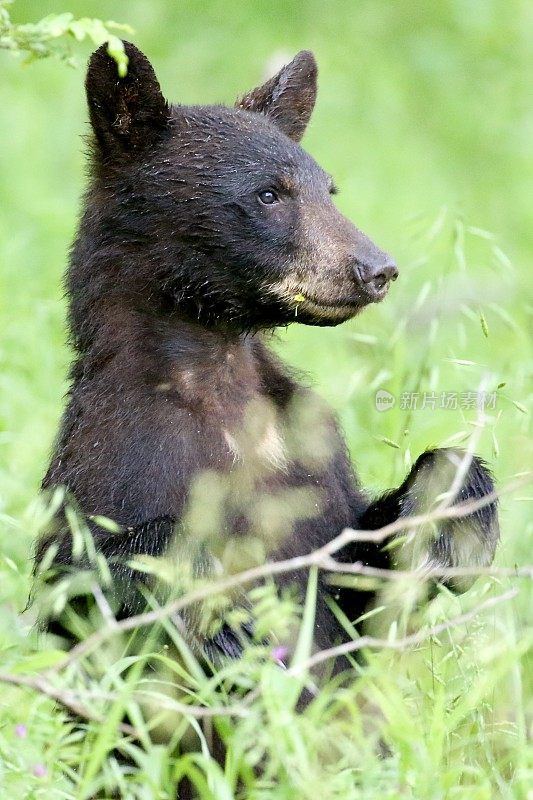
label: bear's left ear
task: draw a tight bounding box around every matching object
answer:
[236,51,318,142]
[86,41,170,157]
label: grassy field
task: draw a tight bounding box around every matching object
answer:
[0,0,531,797]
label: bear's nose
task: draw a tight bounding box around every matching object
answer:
[355,259,398,295]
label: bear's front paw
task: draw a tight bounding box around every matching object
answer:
[393,448,499,593]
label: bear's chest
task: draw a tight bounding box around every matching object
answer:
[178,384,347,556]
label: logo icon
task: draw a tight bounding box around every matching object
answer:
[375,389,395,412]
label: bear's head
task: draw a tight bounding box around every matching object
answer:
[84,42,397,330]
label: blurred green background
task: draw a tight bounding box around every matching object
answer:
[1,0,531,585]
[0,3,532,795]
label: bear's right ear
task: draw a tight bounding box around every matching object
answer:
[236,51,318,142]
[86,41,169,157]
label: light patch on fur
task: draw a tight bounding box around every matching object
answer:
[445,523,493,569]
[211,556,225,576]
[223,422,288,472]
[156,370,196,395]
[394,518,496,593]
[256,421,288,471]
[180,369,195,392]
[223,429,241,463]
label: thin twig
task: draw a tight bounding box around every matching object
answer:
[321,559,533,581]
[434,398,485,511]
[47,473,531,674]
[286,588,518,674]
[0,670,138,736]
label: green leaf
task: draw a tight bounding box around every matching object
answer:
[40,12,73,38]
[354,604,387,625]
[11,650,68,673]
[378,436,400,449]
[291,565,318,669]
[89,514,122,533]
[2,555,18,572]
[106,36,128,77]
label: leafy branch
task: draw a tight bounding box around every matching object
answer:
[0,0,131,74]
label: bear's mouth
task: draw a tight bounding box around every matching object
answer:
[291,295,362,320]
[283,288,388,319]
[265,277,390,324]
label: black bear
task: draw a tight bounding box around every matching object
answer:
[36,42,499,667]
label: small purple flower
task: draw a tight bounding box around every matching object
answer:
[14,724,27,739]
[32,764,48,779]
[271,645,289,665]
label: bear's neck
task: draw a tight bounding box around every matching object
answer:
[159,319,264,413]
[150,316,262,408]
[72,305,266,413]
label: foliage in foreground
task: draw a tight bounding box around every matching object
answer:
[0,487,532,799]
[0,0,129,73]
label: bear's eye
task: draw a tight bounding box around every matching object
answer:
[257,190,279,206]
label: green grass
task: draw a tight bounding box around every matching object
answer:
[0,0,532,797]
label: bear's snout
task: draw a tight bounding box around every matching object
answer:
[352,256,398,300]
